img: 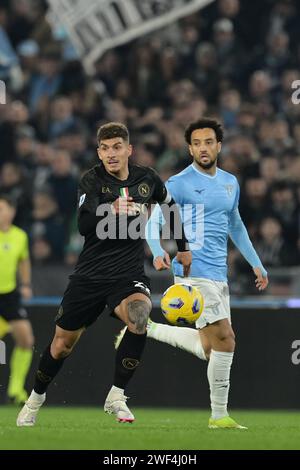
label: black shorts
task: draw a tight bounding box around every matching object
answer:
[55,275,151,331]
[0,290,28,322]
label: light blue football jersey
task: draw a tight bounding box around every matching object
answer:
[156,164,240,281]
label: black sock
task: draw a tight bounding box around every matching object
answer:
[114,329,147,389]
[33,344,66,394]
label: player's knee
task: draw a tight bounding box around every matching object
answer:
[217,331,235,352]
[51,337,74,359]
[211,324,235,352]
[127,300,151,334]
[225,336,235,352]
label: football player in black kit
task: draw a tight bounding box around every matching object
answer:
[17,122,192,426]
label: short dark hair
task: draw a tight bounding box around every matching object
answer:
[97,122,129,144]
[184,118,224,144]
[0,194,17,208]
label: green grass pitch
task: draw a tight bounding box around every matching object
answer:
[1,407,300,450]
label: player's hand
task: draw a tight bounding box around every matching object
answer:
[111,197,136,215]
[20,286,33,300]
[176,251,192,277]
[153,252,171,271]
[253,267,268,291]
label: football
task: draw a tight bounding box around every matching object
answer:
[160,283,204,326]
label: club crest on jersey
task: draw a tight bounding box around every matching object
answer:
[79,193,86,207]
[138,183,150,198]
[225,185,234,197]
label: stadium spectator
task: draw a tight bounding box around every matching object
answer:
[256,217,298,268]
[30,191,65,262]
[0,162,32,227]
[46,149,78,220]
[269,181,299,244]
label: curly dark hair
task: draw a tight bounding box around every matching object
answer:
[184,118,224,144]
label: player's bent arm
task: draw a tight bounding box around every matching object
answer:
[145,204,165,260]
[146,201,190,254]
[78,198,136,236]
[229,209,267,277]
[78,211,99,236]
[146,201,191,276]
[77,173,101,236]
[149,168,189,253]
[160,198,190,253]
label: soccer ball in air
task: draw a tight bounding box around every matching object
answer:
[160,283,204,326]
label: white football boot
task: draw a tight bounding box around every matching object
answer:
[16,391,46,427]
[104,386,135,423]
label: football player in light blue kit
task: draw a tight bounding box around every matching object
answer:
[144,118,268,429]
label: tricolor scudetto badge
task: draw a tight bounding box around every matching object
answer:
[120,187,129,197]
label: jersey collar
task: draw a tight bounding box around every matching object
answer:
[97,163,132,184]
[191,163,218,179]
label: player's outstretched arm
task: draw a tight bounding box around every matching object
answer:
[145,204,167,269]
[154,252,171,271]
[145,203,191,275]
[229,209,268,291]
[149,169,191,276]
[253,267,269,291]
[160,199,192,277]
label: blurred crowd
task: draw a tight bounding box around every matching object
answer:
[0,0,300,293]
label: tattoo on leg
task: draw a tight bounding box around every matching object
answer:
[128,300,151,334]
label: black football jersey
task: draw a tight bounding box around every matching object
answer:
[73,163,170,280]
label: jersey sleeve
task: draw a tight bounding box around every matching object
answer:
[150,169,172,204]
[78,170,100,214]
[145,204,165,259]
[19,232,29,261]
[231,179,240,212]
[165,177,183,205]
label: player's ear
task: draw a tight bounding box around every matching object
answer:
[128,144,133,157]
[97,147,103,161]
[217,142,222,154]
[189,145,194,158]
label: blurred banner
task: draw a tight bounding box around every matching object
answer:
[47,0,215,73]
